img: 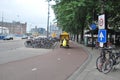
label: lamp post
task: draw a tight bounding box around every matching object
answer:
[47,0,51,38]
[1,13,3,34]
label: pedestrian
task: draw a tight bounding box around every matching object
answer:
[63,37,67,47]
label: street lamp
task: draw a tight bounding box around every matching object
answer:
[47,0,51,38]
[1,13,4,34]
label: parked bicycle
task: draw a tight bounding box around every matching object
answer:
[24,37,59,49]
[96,47,112,73]
[96,47,120,74]
[101,48,120,73]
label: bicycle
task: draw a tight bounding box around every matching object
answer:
[101,48,120,73]
[96,47,113,73]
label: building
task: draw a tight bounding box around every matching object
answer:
[30,27,46,36]
[50,23,62,38]
[0,26,9,35]
[0,21,27,34]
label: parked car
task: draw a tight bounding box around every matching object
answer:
[21,35,28,39]
[3,35,13,40]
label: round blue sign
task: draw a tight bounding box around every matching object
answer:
[90,23,97,30]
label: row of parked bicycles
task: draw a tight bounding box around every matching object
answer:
[96,47,120,74]
[24,37,59,49]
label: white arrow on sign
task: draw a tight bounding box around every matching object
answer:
[99,32,104,40]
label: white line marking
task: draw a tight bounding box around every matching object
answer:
[32,68,37,71]
[67,53,71,55]
[57,58,61,61]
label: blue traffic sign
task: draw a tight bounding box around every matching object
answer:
[98,29,107,43]
[90,23,97,30]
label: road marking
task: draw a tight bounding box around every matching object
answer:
[32,68,37,71]
[57,58,61,61]
[67,53,71,55]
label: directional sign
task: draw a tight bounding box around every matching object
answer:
[98,29,107,43]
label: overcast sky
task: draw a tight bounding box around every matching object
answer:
[0,0,55,32]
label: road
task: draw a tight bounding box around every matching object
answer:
[0,40,88,80]
[0,40,24,52]
[0,40,51,64]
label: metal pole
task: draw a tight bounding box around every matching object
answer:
[47,1,50,38]
[1,13,3,34]
[101,0,108,46]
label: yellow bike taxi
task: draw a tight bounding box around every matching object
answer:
[60,32,69,48]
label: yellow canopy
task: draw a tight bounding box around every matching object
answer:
[60,32,69,35]
[60,32,69,40]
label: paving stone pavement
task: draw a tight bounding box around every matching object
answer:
[67,43,120,80]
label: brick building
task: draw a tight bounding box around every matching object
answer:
[0,21,27,34]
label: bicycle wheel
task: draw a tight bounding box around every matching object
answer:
[102,58,113,74]
[96,56,104,72]
[24,41,28,47]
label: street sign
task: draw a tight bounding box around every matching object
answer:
[90,23,97,30]
[98,29,107,43]
[99,42,104,47]
[98,14,105,29]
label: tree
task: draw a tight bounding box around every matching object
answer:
[52,0,120,43]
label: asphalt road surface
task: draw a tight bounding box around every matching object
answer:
[0,40,51,64]
[0,40,88,80]
[0,40,24,52]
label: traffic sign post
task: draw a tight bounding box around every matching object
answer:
[90,23,97,49]
[98,14,107,47]
[99,42,104,47]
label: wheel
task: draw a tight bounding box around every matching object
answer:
[96,56,105,72]
[67,45,69,48]
[60,44,62,48]
[24,41,32,47]
[24,41,28,47]
[101,58,113,74]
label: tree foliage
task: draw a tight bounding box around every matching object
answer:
[51,0,120,41]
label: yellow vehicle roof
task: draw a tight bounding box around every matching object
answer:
[60,32,69,40]
[60,32,69,36]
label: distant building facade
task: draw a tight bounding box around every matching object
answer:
[50,23,62,37]
[31,27,46,36]
[0,26,9,35]
[0,21,27,34]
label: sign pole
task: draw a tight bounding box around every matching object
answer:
[92,30,94,50]
[98,14,106,47]
[105,12,108,47]
[98,0,108,47]
[90,23,97,49]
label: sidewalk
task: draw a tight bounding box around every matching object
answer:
[67,43,120,80]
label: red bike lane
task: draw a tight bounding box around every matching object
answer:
[0,41,88,80]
